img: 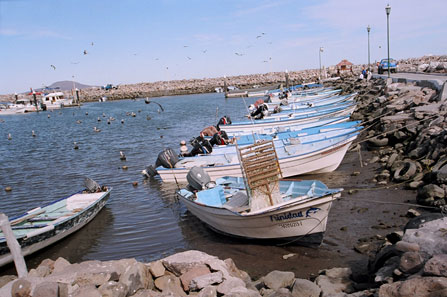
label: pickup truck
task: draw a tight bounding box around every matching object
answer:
[378,58,397,74]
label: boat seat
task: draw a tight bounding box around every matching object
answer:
[223,191,250,213]
[196,186,226,207]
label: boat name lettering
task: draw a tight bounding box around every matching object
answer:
[270,211,303,222]
[306,207,321,217]
[270,207,321,222]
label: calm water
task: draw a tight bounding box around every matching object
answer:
[0,93,264,272]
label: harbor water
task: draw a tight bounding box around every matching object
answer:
[0,93,410,278]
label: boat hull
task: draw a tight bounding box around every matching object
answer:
[158,134,356,182]
[178,191,339,243]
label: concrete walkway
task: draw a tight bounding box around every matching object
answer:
[373,72,447,90]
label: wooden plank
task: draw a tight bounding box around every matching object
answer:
[247,171,280,184]
[10,210,46,226]
[243,152,276,163]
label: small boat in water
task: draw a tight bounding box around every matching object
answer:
[40,92,74,110]
[0,178,111,267]
[177,140,342,245]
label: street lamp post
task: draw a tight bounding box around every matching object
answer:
[367,25,371,72]
[319,47,324,80]
[385,4,391,78]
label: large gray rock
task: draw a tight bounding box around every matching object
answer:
[162,250,216,276]
[119,261,153,295]
[98,281,128,297]
[52,257,72,274]
[265,287,293,297]
[424,254,447,276]
[222,286,261,297]
[180,265,210,291]
[32,281,59,297]
[291,278,321,297]
[395,241,420,253]
[198,286,217,297]
[148,260,165,278]
[403,217,447,255]
[399,252,424,274]
[379,276,447,297]
[190,271,223,291]
[11,278,32,297]
[72,285,102,297]
[315,268,353,297]
[154,275,186,296]
[224,258,251,284]
[263,271,295,290]
[217,277,246,295]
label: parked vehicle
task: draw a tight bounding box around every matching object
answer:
[378,58,397,74]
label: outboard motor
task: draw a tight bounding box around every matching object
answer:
[141,164,158,178]
[216,116,231,130]
[189,138,213,156]
[84,177,100,192]
[186,166,214,191]
[156,147,179,168]
[210,130,229,146]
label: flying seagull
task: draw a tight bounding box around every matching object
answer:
[83,50,88,55]
[187,56,192,60]
[91,42,94,46]
[256,35,262,39]
[235,52,244,56]
[50,65,56,70]
[202,49,207,53]
[144,98,164,112]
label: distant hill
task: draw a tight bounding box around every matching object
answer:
[39,81,96,91]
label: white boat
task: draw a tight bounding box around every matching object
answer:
[210,123,361,155]
[223,116,350,137]
[0,179,111,267]
[40,92,73,110]
[219,104,357,135]
[0,99,40,114]
[155,130,359,182]
[268,93,355,111]
[177,141,342,245]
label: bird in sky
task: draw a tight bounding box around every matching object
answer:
[187,56,192,60]
[256,35,262,39]
[83,50,88,55]
[71,61,80,64]
[50,65,56,70]
[235,52,244,56]
[202,49,207,53]
[91,42,94,46]
[155,58,159,60]
[183,45,189,48]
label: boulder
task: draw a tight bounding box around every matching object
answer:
[198,286,217,297]
[119,261,153,295]
[148,260,165,278]
[32,281,59,297]
[375,256,400,283]
[180,265,211,291]
[403,217,447,255]
[224,258,251,284]
[263,271,295,290]
[0,275,17,289]
[11,278,32,297]
[154,275,186,296]
[315,268,353,297]
[291,278,321,297]
[52,257,71,274]
[379,276,447,297]
[399,252,424,274]
[162,250,215,276]
[395,241,420,253]
[190,271,223,291]
[423,254,447,276]
[97,281,128,297]
[217,277,247,295]
[265,287,293,297]
[71,285,102,297]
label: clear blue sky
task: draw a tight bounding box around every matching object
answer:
[0,0,445,94]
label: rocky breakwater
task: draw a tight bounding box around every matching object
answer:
[397,55,447,74]
[0,250,367,297]
[332,75,447,209]
[79,69,324,102]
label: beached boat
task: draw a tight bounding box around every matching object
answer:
[154,130,359,182]
[223,116,350,137]
[209,122,361,155]
[0,179,111,267]
[177,140,342,244]
[267,93,355,111]
[219,104,356,135]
